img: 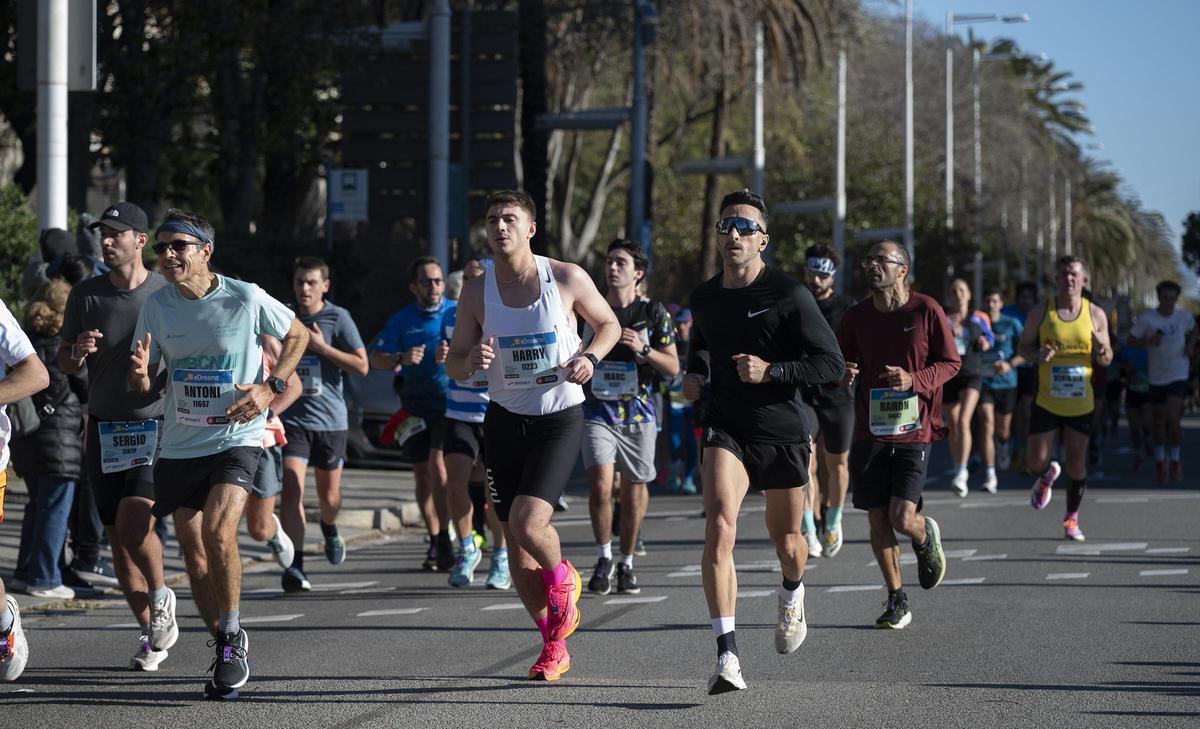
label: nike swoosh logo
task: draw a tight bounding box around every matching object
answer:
[747,309,770,318]
[236,477,248,483]
[904,325,916,332]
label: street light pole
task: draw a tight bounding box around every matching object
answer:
[904,0,914,271]
[972,46,983,306]
[834,44,847,294]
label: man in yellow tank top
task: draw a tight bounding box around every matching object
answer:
[1017,256,1113,541]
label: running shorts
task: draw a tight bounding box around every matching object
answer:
[282,424,348,470]
[979,386,1017,416]
[151,446,261,517]
[249,444,283,500]
[943,375,982,405]
[700,424,809,491]
[849,441,930,510]
[442,418,486,462]
[582,420,657,483]
[400,414,446,464]
[85,417,158,526]
[1029,403,1093,436]
[484,402,582,521]
[1149,380,1189,405]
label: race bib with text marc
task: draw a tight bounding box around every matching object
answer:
[591,361,638,401]
[869,388,920,436]
[497,332,561,389]
[1050,365,1087,399]
[172,369,236,426]
[296,355,323,396]
[98,420,159,474]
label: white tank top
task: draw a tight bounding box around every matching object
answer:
[482,255,585,416]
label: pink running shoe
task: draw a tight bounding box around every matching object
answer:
[1030,461,1061,511]
[544,560,581,642]
[1063,517,1085,542]
[528,640,571,681]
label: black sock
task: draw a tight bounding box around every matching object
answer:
[782,576,803,591]
[292,550,304,571]
[437,530,452,547]
[319,520,338,538]
[889,588,907,603]
[716,630,738,658]
[468,481,487,533]
[1067,478,1087,513]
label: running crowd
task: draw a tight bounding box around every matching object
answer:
[0,189,1195,697]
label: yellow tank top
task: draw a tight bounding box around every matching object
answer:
[1036,301,1094,416]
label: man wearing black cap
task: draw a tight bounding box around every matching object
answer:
[59,201,179,672]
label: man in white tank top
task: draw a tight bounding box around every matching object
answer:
[447,190,619,682]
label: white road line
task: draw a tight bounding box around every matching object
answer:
[1139,569,1189,577]
[1046,573,1090,580]
[1146,547,1190,555]
[869,549,975,567]
[356,608,426,617]
[941,577,986,586]
[738,590,775,598]
[604,596,668,605]
[1096,497,1150,504]
[963,554,1008,562]
[1057,542,1148,554]
[341,587,397,595]
[105,623,141,629]
[667,572,700,578]
[827,584,883,593]
[240,614,303,624]
[959,501,1024,509]
[244,580,379,595]
[481,603,526,611]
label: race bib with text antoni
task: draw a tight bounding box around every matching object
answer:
[591,361,638,401]
[296,355,323,397]
[1050,365,1087,399]
[869,388,920,436]
[497,332,561,389]
[98,420,159,474]
[172,369,236,426]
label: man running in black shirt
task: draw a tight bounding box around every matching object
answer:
[683,190,844,694]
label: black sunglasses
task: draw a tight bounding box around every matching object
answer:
[153,240,203,255]
[715,216,766,236]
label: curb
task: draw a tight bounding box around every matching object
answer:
[305,499,422,531]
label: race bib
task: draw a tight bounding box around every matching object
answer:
[869,388,920,436]
[98,420,158,474]
[1050,365,1087,399]
[172,369,236,426]
[954,331,968,356]
[296,355,323,397]
[591,361,638,401]
[497,332,561,389]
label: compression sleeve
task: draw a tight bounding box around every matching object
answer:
[776,285,845,387]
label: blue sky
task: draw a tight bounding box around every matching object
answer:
[890,0,1199,244]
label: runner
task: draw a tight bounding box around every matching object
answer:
[444,257,512,590]
[59,202,180,671]
[445,189,619,682]
[278,257,369,590]
[1018,255,1113,542]
[0,296,50,682]
[977,289,1024,492]
[1128,280,1196,482]
[370,257,454,571]
[799,244,857,558]
[1002,281,1039,471]
[941,278,993,496]
[129,209,309,698]
[1114,337,1153,470]
[837,240,957,630]
[582,240,678,595]
[682,190,844,694]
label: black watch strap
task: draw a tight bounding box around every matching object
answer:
[266,375,287,394]
[582,352,599,367]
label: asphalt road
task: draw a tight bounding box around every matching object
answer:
[2,436,1198,727]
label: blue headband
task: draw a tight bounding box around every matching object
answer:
[156,220,214,248]
[806,256,836,275]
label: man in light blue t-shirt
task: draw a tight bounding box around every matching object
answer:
[278,256,368,592]
[129,209,308,699]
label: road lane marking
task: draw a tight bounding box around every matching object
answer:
[738,590,775,598]
[240,614,303,624]
[1057,542,1147,554]
[481,603,526,611]
[341,587,397,595]
[963,554,1007,561]
[1096,497,1149,504]
[604,596,668,605]
[1046,573,1090,580]
[244,580,379,595]
[1139,569,1189,577]
[357,608,426,617]
[827,584,883,593]
[870,549,975,567]
[941,577,985,585]
[1146,548,1190,555]
[667,572,700,578]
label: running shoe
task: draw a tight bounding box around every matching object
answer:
[209,629,250,691]
[804,530,824,559]
[324,532,346,566]
[436,534,456,572]
[915,516,946,590]
[130,635,168,672]
[587,557,614,595]
[422,543,439,572]
[527,640,570,681]
[148,586,179,651]
[27,584,74,599]
[555,495,570,512]
[823,527,843,558]
[951,471,969,498]
[6,577,25,593]
[1063,517,1085,542]
[1030,461,1061,510]
[679,476,698,495]
[615,563,641,594]
[449,544,482,588]
[981,472,998,495]
[266,514,295,570]
[0,595,28,682]
[69,558,120,588]
[1169,460,1183,483]
[486,552,512,590]
[875,590,911,629]
[281,566,312,593]
[544,560,581,642]
[774,585,807,654]
[634,537,648,557]
[707,651,747,695]
[996,439,1011,471]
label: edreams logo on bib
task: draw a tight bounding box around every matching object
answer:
[180,371,227,384]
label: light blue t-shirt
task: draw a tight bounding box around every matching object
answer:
[133,276,295,459]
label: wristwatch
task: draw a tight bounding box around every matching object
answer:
[767,363,784,382]
[639,343,652,357]
[266,375,287,395]
[582,352,599,367]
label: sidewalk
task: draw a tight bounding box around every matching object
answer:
[0,466,423,611]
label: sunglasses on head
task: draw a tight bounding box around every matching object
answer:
[715,217,766,236]
[152,240,203,255]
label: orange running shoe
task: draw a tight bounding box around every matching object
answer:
[544,560,581,642]
[528,640,571,681]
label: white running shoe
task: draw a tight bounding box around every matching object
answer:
[707,651,747,695]
[266,514,295,570]
[823,527,844,558]
[148,586,179,651]
[0,595,28,682]
[130,635,168,671]
[774,586,808,654]
[804,530,824,559]
[981,472,998,494]
[27,584,74,599]
[951,471,969,498]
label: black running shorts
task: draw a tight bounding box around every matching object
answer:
[281,424,348,470]
[801,397,854,455]
[483,402,582,521]
[943,375,982,405]
[400,414,447,464]
[979,386,1017,416]
[700,424,810,491]
[85,418,158,526]
[1029,403,1093,436]
[1149,379,1189,405]
[1017,367,1036,398]
[151,446,262,517]
[442,418,485,462]
[849,441,930,510]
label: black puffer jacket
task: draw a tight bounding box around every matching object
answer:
[10,333,86,480]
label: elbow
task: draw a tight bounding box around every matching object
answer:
[355,356,370,377]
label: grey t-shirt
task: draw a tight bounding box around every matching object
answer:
[280,301,365,432]
[61,271,169,420]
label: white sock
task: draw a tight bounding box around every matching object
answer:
[618,553,633,568]
[711,616,735,637]
[1170,446,1181,461]
[985,465,996,479]
[778,581,804,605]
[955,463,967,477]
[598,542,612,560]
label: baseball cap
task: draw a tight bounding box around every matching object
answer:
[89,201,149,233]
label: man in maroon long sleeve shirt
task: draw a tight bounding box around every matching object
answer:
[837,240,960,629]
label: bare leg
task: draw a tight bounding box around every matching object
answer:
[617,478,648,558]
[279,457,307,557]
[764,487,808,582]
[429,449,449,533]
[315,465,343,526]
[200,485,250,616]
[822,447,850,508]
[446,452,476,541]
[979,402,996,466]
[413,460,440,537]
[701,447,751,619]
[112,496,164,625]
[243,495,277,543]
[586,463,615,548]
[503,496,561,621]
[173,508,219,635]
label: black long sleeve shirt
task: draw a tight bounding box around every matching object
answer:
[686,266,845,444]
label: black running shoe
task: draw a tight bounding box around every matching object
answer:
[281,566,311,593]
[422,544,439,572]
[436,534,455,572]
[615,563,641,594]
[587,557,614,595]
[875,591,911,629]
[209,629,250,690]
[915,516,946,590]
[633,537,647,557]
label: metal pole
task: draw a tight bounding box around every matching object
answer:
[37,0,68,231]
[428,0,451,272]
[972,47,983,308]
[752,20,765,196]
[324,162,334,254]
[904,0,915,271]
[461,2,473,259]
[1064,174,1072,256]
[628,1,648,249]
[834,44,847,295]
[945,12,954,233]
